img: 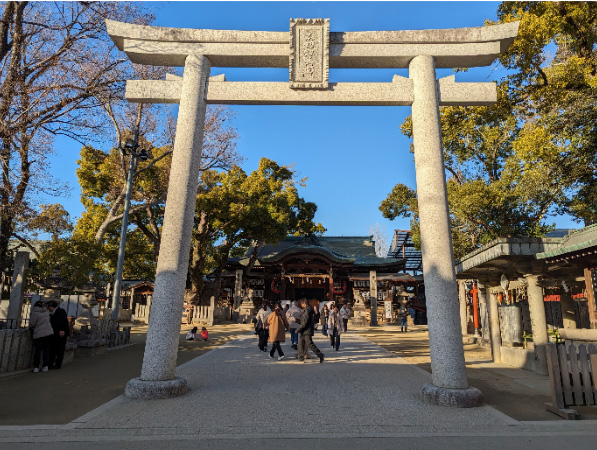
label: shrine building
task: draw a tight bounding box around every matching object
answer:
[223,234,421,307]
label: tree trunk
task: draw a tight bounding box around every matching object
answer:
[197,240,234,305]
[188,211,209,305]
[244,241,263,276]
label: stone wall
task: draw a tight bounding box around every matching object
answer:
[0,320,131,374]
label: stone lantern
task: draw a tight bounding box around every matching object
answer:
[40,266,71,305]
[74,274,101,332]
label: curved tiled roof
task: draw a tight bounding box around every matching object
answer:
[536,224,597,260]
[250,235,403,267]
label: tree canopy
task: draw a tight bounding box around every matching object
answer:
[189,158,325,304]
[0,1,151,276]
[380,1,597,259]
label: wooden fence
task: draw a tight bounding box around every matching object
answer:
[545,343,597,419]
[0,320,131,375]
[0,328,33,374]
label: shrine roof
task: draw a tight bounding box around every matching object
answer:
[536,224,597,260]
[235,235,403,268]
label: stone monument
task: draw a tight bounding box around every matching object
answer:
[106,17,519,405]
[72,276,108,356]
[5,252,29,326]
[238,288,256,324]
[351,290,368,327]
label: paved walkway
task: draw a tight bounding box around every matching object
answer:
[1,330,596,449]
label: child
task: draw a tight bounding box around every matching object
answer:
[186,326,198,341]
[200,327,208,341]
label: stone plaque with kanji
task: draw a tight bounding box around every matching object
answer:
[289,18,329,89]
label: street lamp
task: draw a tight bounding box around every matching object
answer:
[110,134,149,321]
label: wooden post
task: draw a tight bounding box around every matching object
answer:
[370,270,378,326]
[471,283,480,336]
[584,268,596,327]
[459,281,467,336]
[329,268,334,304]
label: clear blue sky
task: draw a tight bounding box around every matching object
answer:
[49,1,578,244]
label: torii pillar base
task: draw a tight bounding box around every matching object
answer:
[125,377,188,400]
[421,384,483,408]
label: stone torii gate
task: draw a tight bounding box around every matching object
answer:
[106,18,519,406]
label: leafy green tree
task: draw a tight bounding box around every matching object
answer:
[381,87,557,258]
[34,236,103,290]
[496,1,597,224]
[0,2,151,278]
[189,158,325,304]
[381,2,597,258]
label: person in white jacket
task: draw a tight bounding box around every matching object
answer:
[29,301,55,372]
[255,302,272,352]
[286,301,302,350]
[339,302,351,332]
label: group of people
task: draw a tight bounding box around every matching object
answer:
[255,299,353,362]
[186,326,209,341]
[29,300,70,373]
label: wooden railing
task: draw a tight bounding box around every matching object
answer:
[545,343,597,419]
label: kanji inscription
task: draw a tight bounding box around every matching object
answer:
[289,18,329,89]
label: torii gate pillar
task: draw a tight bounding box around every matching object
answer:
[410,55,481,405]
[125,54,211,399]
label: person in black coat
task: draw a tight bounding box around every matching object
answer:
[296,298,324,363]
[46,300,70,370]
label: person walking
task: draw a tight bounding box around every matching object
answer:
[46,300,70,370]
[286,300,302,350]
[296,298,324,363]
[266,303,289,361]
[29,301,54,373]
[327,305,343,351]
[321,304,330,336]
[255,302,271,352]
[339,302,351,332]
[399,303,409,332]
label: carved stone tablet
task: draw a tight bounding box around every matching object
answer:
[290,19,329,89]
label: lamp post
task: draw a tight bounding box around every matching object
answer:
[110,134,149,321]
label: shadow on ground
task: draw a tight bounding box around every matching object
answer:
[0,323,250,425]
[355,326,597,422]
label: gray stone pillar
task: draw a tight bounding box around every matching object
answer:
[369,270,378,326]
[234,269,243,309]
[559,287,577,329]
[477,282,489,341]
[410,55,482,407]
[485,287,502,363]
[145,294,152,325]
[458,281,467,336]
[125,54,211,399]
[7,252,30,324]
[525,274,548,375]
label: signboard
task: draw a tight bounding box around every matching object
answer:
[384,300,393,319]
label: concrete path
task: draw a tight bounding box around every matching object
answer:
[1,332,596,449]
